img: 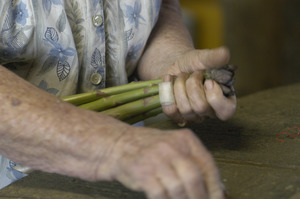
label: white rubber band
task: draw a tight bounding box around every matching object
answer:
[159,82,175,106]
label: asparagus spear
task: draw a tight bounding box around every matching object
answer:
[100,95,161,121]
[124,107,163,124]
[79,85,159,112]
[61,79,162,105]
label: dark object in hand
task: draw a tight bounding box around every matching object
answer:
[204,64,237,97]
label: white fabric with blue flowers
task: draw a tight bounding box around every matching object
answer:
[0,0,161,189]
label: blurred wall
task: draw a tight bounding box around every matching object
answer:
[181,0,225,49]
[181,0,300,96]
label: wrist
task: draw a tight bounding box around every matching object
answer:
[91,120,137,181]
[103,126,145,181]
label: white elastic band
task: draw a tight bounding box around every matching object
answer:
[159,82,175,106]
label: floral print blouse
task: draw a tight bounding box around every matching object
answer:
[0,0,161,189]
[0,0,161,96]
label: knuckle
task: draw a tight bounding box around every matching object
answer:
[143,182,165,199]
[182,113,197,122]
[217,103,236,121]
[176,101,193,116]
[174,94,188,106]
[196,50,205,66]
[162,104,177,116]
[193,101,210,114]
[176,129,195,140]
[186,74,202,91]
[162,105,185,123]
[187,171,203,185]
[178,106,193,116]
[154,140,183,158]
[185,76,197,88]
[169,183,186,198]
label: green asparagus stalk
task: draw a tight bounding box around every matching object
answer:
[124,107,163,124]
[61,79,162,106]
[79,85,159,112]
[100,95,161,121]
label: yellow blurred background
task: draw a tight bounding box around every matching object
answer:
[181,0,300,96]
[181,0,224,49]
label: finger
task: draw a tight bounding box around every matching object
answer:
[160,75,185,123]
[177,47,230,74]
[162,104,185,123]
[172,157,209,199]
[173,74,198,121]
[185,136,225,199]
[144,177,170,199]
[185,71,214,118]
[156,161,189,199]
[195,157,225,199]
[204,79,237,121]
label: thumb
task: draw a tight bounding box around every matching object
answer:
[177,46,231,74]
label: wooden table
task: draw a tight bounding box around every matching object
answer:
[1,83,299,199]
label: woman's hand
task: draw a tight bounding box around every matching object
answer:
[160,47,237,124]
[109,127,225,199]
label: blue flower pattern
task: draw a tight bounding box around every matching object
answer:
[44,27,76,62]
[42,27,76,81]
[43,0,63,14]
[125,1,146,29]
[126,42,144,64]
[37,80,59,95]
[0,0,161,189]
[13,1,29,26]
[0,1,31,63]
[93,0,100,7]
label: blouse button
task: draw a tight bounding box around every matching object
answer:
[90,73,102,85]
[92,15,103,27]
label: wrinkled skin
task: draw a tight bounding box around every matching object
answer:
[109,127,225,199]
[134,0,237,197]
[0,0,234,199]
[160,48,237,124]
[0,65,225,199]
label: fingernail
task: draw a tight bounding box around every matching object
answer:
[205,79,214,90]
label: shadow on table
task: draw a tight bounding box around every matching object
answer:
[2,172,147,199]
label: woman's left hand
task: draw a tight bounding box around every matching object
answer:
[160,47,237,124]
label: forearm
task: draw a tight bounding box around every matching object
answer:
[137,0,194,80]
[0,66,128,181]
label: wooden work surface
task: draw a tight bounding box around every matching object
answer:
[1,83,299,199]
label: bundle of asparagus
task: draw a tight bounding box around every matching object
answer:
[61,65,237,124]
[13,66,237,175]
[62,79,163,124]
